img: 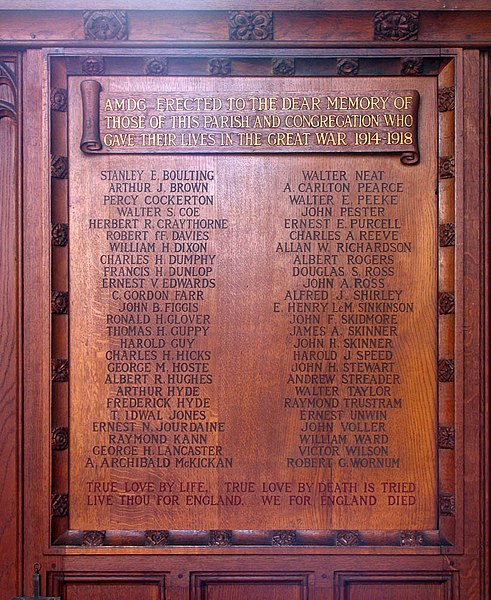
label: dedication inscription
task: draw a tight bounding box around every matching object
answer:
[69,77,437,532]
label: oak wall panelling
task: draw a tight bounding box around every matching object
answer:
[0,5,489,600]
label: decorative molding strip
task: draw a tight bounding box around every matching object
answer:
[272,57,295,76]
[52,223,68,247]
[438,86,455,112]
[439,426,456,449]
[145,530,169,546]
[439,223,455,247]
[0,61,16,121]
[439,156,455,179]
[337,58,359,76]
[229,11,273,41]
[210,530,233,546]
[374,11,419,41]
[51,291,68,315]
[52,427,69,451]
[439,494,456,517]
[83,10,128,41]
[400,530,424,546]
[336,531,360,546]
[209,58,232,76]
[438,358,455,383]
[52,528,447,547]
[401,57,423,75]
[81,56,105,76]
[145,57,168,76]
[51,155,68,179]
[439,291,455,314]
[52,359,69,383]
[51,88,67,112]
[52,494,68,517]
[82,530,106,546]
[271,530,296,546]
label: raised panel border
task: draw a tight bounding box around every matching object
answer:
[48,48,457,550]
[48,572,166,599]
[334,570,456,600]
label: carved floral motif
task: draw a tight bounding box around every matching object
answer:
[210,530,233,546]
[400,57,423,75]
[52,426,69,451]
[145,58,168,76]
[51,155,68,179]
[272,58,295,76]
[439,223,455,247]
[336,531,360,546]
[439,426,456,449]
[337,58,359,76]
[52,291,68,314]
[272,530,296,546]
[81,56,105,76]
[439,494,456,517]
[52,223,68,247]
[439,292,455,314]
[400,530,424,546]
[83,10,128,41]
[439,156,455,179]
[374,11,419,41]
[145,530,169,546]
[52,359,69,383]
[52,493,68,517]
[229,11,273,41]
[51,88,67,112]
[82,530,106,546]
[438,359,455,383]
[209,59,232,76]
[438,87,455,112]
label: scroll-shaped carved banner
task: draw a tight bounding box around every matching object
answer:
[81,81,420,164]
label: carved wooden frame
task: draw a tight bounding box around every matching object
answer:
[48,48,458,551]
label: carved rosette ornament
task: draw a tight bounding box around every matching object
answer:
[81,56,105,76]
[374,11,419,41]
[83,10,128,41]
[439,426,456,449]
[272,530,296,546]
[272,58,295,76]
[52,494,68,517]
[439,156,455,179]
[52,223,68,247]
[82,530,106,546]
[400,57,423,75]
[52,359,69,383]
[438,359,455,383]
[210,530,233,546]
[336,531,360,546]
[400,530,424,546]
[337,58,359,76]
[0,61,16,121]
[145,530,169,546]
[51,88,67,112]
[51,155,68,179]
[145,58,168,76]
[229,11,273,41]
[438,87,455,112]
[52,427,69,451]
[439,292,455,314]
[439,494,456,517]
[209,59,232,76]
[52,291,68,315]
[439,223,455,247]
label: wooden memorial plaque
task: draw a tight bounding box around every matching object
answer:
[68,75,437,533]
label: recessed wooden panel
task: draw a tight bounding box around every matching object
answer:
[335,571,453,600]
[60,582,162,600]
[200,582,304,600]
[67,74,437,533]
